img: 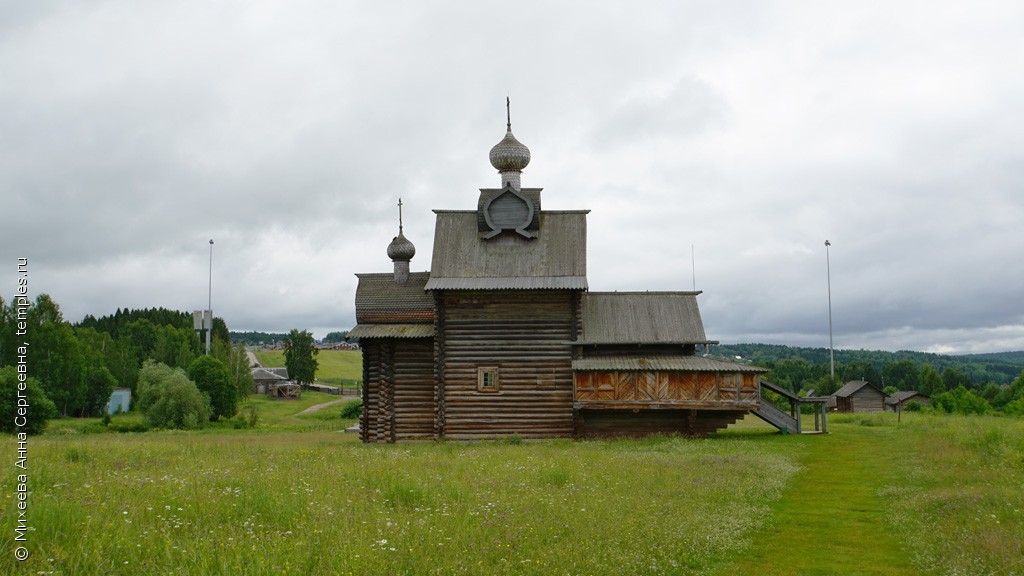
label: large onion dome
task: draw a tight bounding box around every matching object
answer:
[489,126,531,172]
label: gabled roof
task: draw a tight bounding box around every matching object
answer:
[833,380,884,398]
[425,210,588,290]
[252,367,288,381]
[573,355,766,373]
[577,292,713,345]
[885,390,929,405]
[354,272,433,324]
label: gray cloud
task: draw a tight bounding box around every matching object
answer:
[2,1,1023,354]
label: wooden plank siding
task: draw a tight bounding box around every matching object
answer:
[438,289,579,439]
[574,371,760,410]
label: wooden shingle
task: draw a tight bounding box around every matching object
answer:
[578,292,713,345]
[425,211,588,290]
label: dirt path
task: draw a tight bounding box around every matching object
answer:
[295,398,348,415]
[715,423,920,576]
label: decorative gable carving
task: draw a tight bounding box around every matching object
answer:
[477,185,542,239]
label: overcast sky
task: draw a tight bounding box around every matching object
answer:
[2,1,1023,355]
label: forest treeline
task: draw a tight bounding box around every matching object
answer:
[717,343,1024,387]
[0,293,251,419]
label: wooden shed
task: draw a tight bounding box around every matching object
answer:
[885,390,931,411]
[349,112,781,442]
[252,367,288,395]
[831,380,887,412]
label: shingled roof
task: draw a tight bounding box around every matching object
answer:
[573,355,766,372]
[885,390,929,406]
[425,210,588,290]
[833,380,884,398]
[577,292,714,345]
[252,367,288,381]
[354,272,433,324]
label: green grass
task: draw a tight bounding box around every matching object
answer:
[716,415,918,575]
[3,413,1023,575]
[45,391,355,435]
[721,412,1024,576]
[254,349,362,387]
[3,433,796,575]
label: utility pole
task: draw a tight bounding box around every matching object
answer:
[825,239,834,380]
[207,239,214,355]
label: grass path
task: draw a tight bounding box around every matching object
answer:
[716,423,920,576]
[294,398,347,415]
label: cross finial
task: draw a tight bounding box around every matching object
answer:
[398,198,404,234]
[506,96,511,130]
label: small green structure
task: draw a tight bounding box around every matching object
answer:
[106,388,131,415]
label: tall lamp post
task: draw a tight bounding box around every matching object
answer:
[207,239,214,355]
[825,239,834,380]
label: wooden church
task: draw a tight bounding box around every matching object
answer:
[348,107,766,442]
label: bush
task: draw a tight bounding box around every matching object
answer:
[0,366,58,435]
[340,399,363,419]
[108,420,149,433]
[932,385,991,415]
[1003,397,1024,417]
[497,433,524,445]
[230,405,259,429]
[904,400,924,412]
[136,361,211,429]
[188,355,237,421]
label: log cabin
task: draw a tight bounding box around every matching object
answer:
[831,380,887,413]
[884,390,931,412]
[349,108,767,442]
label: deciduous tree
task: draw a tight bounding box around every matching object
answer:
[187,355,236,420]
[0,366,57,435]
[283,329,318,386]
[136,360,211,429]
[214,339,254,401]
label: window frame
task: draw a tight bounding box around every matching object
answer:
[477,366,500,393]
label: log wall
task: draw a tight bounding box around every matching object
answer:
[839,387,886,413]
[575,409,746,438]
[438,290,578,439]
[360,337,435,442]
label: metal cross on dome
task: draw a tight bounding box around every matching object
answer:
[398,197,404,234]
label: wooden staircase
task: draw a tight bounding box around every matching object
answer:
[753,398,800,433]
[753,380,829,434]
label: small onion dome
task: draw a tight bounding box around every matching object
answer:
[489,127,531,172]
[387,232,416,261]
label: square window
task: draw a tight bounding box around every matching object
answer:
[477,366,499,393]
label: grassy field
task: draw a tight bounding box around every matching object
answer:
[254,349,362,387]
[2,412,1023,575]
[45,391,355,435]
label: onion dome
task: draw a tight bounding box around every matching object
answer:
[489,126,531,172]
[387,232,415,262]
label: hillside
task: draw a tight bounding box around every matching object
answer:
[716,343,1024,385]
